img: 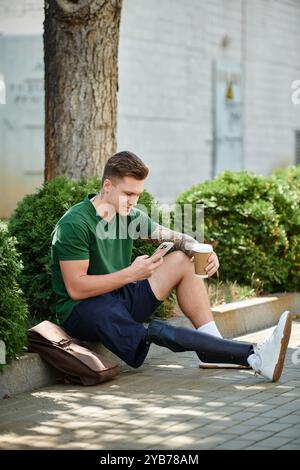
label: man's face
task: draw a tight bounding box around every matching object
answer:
[103,176,145,215]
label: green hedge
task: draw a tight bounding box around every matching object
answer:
[176,167,300,293]
[9,177,173,323]
[270,165,300,292]
[10,167,298,329]
[0,222,28,364]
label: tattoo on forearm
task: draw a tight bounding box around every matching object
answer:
[149,225,197,257]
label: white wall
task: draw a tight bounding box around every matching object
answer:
[0,1,44,218]
[0,0,299,213]
[244,0,300,174]
[118,0,300,203]
[0,0,43,35]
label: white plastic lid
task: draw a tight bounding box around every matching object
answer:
[192,243,213,253]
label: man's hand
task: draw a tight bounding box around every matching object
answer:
[189,251,219,277]
[205,251,219,277]
[149,225,220,277]
[128,252,164,282]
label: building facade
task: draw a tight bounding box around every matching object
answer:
[0,0,300,216]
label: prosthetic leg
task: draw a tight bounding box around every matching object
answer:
[146,320,253,367]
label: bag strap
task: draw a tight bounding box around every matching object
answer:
[28,320,72,344]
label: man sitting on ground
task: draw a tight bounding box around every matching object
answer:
[51,151,292,382]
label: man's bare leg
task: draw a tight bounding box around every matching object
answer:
[148,251,213,328]
[147,251,254,369]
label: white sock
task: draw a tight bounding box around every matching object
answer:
[247,353,261,370]
[197,321,223,338]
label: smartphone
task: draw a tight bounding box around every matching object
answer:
[151,242,174,259]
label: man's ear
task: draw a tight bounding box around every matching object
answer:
[102,178,113,193]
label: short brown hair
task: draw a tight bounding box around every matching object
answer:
[101,151,149,185]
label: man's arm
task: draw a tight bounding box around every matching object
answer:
[134,208,197,256]
[150,224,199,257]
[60,252,164,301]
[149,225,220,277]
[59,259,133,301]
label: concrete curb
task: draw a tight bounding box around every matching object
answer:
[0,351,61,397]
[212,292,300,338]
[1,292,299,398]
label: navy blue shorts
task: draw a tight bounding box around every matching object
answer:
[63,279,162,368]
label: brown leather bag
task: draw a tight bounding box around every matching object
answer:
[27,320,121,385]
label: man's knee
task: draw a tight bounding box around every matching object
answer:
[167,250,193,271]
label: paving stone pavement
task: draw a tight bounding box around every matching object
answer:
[0,322,300,450]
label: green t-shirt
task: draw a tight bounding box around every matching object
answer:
[51,194,158,324]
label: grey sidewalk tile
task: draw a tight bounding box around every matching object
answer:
[185,421,229,434]
[272,428,300,440]
[266,396,299,406]
[257,422,292,433]
[221,411,260,422]
[157,433,238,450]
[289,437,300,445]
[278,400,300,411]
[279,414,300,425]
[205,406,245,416]
[1,322,300,450]
[237,416,275,427]
[277,444,300,450]
[279,391,300,398]
[222,424,258,435]
[238,430,275,442]
[244,444,275,450]
[259,408,294,419]
[214,439,254,450]
[258,436,294,449]
[280,380,300,388]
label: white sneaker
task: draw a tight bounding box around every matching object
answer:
[198,360,250,370]
[251,311,292,382]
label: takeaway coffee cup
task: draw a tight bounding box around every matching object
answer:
[193,243,213,278]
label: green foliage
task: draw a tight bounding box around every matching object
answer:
[8,177,174,322]
[270,165,300,291]
[177,168,300,293]
[132,190,161,258]
[0,222,28,364]
[8,177,100,322]
[151,289,177,321]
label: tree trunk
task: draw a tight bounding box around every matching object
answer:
[44,0,122,181]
